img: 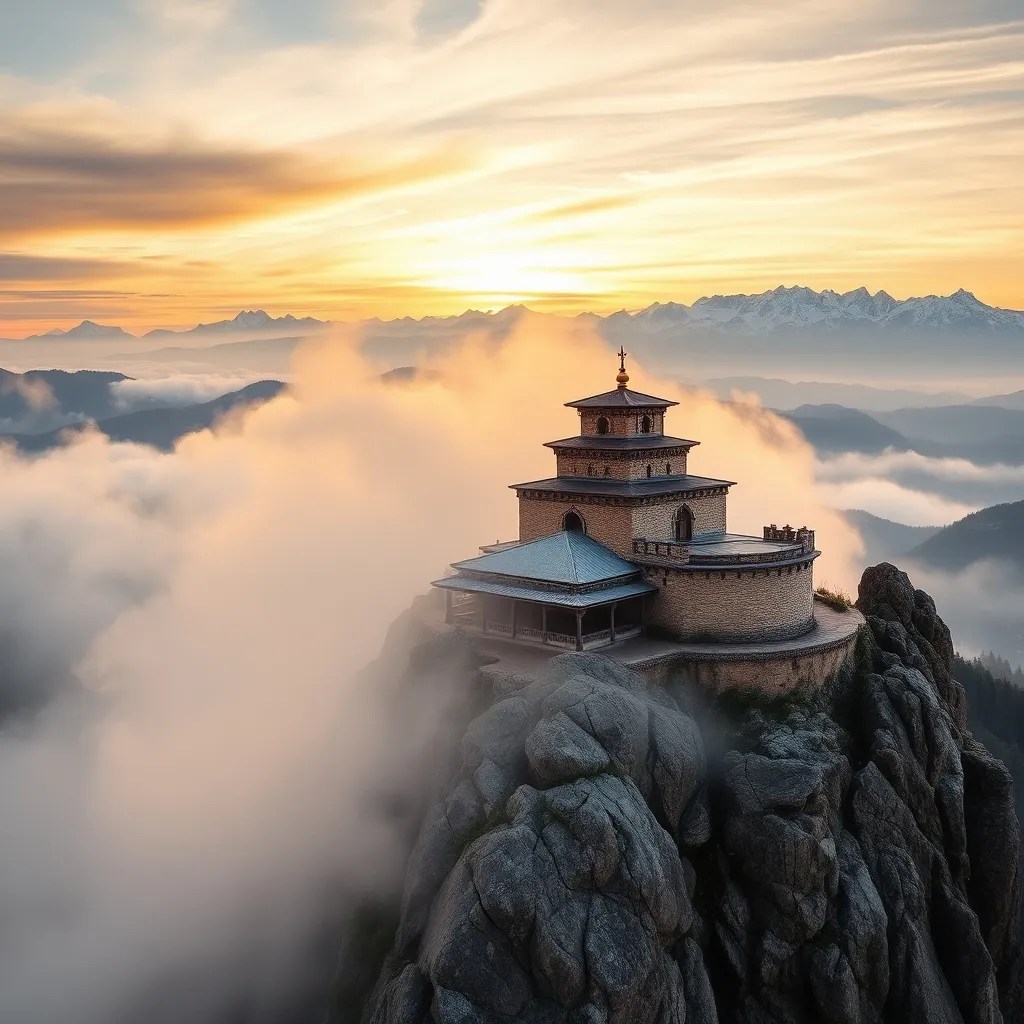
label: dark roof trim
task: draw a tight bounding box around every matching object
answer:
[510,474,736,499]
[545,435,700,453]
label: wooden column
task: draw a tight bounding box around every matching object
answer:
[445,590,453,624]
[610,602,617,643]
[511,600,518,640]
[542,605,548,645]
[575,610,584,651]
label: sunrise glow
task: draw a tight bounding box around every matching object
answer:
[1,1,1022,335]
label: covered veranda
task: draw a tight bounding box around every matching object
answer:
[432,529,656,651]
[438,584,647,651]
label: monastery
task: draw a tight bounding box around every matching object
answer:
[432,351,862,692]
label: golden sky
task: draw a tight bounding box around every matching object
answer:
[1,0,1022,334]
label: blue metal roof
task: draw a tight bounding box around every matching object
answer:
[432,574,656,609]
[451,530,638,585]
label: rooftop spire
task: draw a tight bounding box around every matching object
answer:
[616,346,629,389]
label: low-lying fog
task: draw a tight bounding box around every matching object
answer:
[0,315,1019,1022]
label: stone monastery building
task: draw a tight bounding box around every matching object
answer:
[433,351,823,655]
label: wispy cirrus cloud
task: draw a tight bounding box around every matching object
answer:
[0,254,140,282]
[1,0,1022,331]
[0,123,474,241]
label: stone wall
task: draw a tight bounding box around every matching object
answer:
[579,409,665,437]
[519,497,635,557]
[644,561,814,642]
[519,490,729,555]
[637,629,858,695]
[633,493,727,539]
[555,453,689,480]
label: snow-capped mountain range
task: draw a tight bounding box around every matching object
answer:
[609,287,1024,336]
[17,287,1023,343]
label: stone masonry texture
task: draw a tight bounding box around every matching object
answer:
[644,562,815,642]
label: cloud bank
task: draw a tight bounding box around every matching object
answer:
[816,449,1024,525]
[0,319,862,1022]
[109,371,269,411]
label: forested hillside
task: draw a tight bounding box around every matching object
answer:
[910,501,1024,573]
[956,653,1024,830]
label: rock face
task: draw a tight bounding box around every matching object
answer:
[360,565,1024,1023]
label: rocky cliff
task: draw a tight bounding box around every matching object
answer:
[355,564,1024,1023]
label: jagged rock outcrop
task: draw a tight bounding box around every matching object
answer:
[358,566,1024,1023]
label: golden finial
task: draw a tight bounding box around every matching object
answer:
[616,346,630,389]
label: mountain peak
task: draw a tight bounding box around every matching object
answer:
[606,286,1021,336]
[232,310,274,326]
[59,320,134,340]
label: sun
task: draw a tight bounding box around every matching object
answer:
[418,248,596,306]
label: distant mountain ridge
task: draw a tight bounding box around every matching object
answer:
[23,320,135,342]
[17,310,329,342]
[0,367,129,431]
[704,376,974,411]
[4,380,286,452]
[11,287,1024,343]
[143,309,327,339]
[779,402,1024,465]
[908,501,1024,574]
[841,509,942,567]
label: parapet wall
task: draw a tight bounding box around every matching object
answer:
[644,561,814,642]
[635,633,857,696]
[627,600,864,696]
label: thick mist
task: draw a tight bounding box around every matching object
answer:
[903,560,1024,670]
[0,316,861,1023]
[109,372,268,411]
[816,449,1024,524]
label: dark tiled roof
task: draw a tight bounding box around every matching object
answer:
[451,531,638,585]
[565,387,678,409]
[510,474,735,498]
[432,575,656,609]
[545,434,700,452]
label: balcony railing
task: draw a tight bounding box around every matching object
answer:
[451,615,635,650]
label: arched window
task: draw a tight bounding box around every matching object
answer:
[646,465,652,478]
[596,416,610,435]
[603,466,611,477]
[674,505,694,541]
[666,462,672,475]
[563,510,585,533]
[587,464,594,477]
[641,415,652,434]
